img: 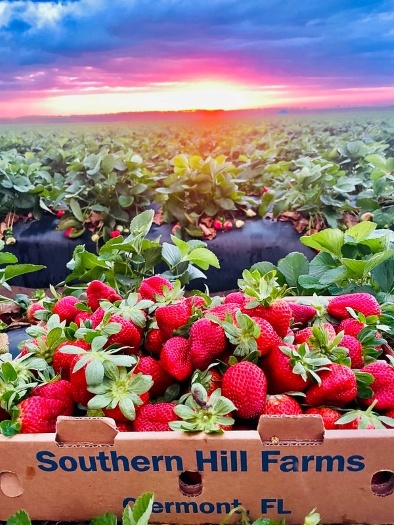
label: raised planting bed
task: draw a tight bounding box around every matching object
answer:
[6,215,315,292]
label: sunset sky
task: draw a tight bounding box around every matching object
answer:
[1,0,394,118]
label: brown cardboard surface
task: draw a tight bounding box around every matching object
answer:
[1,416,394,524]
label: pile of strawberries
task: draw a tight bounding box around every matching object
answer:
[2,268,394,436]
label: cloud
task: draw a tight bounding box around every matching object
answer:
[0,0,393,116]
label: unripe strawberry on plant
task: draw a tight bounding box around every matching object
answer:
[53,296,80,324]
[189,317,227,370]
[222,361,267,419]
[305,363,357,408]
[160,336,193,382]
[327,293,381,320]
[138,276,174,302]
[262,394,303,416]
[86,280,122,311]
[134,402,179,432]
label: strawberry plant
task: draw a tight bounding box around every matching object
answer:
[62,209,219,293]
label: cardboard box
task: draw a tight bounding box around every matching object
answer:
[1,415,394,524]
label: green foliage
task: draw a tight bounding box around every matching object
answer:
[250,222,394,300]
[62,209,220,293]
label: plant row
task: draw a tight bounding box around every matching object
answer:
[1,113,393,243]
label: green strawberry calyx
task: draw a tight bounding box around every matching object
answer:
[87,366,154,421]
[238,269,288,306]
[170,383,236,434]
[208,311,260,357]
[280,343,332,385]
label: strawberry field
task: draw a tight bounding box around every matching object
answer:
[1,110,394,524]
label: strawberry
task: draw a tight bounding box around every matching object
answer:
[134,356,174,398]
[53,296,80,324]
[89,307,106,328]
[143,323,165,355]
[18,396,72,434]
[222,361,267,419]
[155,300,191,341]
[160,336,193,382]
[115,421,134,432]
[69,354,94,407]
[74,311,90,326]
[358,360,394,411]
[189,317,227,370]
[53,339,90,380]
[244,298,292,338]
[337,318,364,337]
[26,302,46,322]
[105,315,141,355]
[86,280,122,311]
[288,302,317,326]
[340,334,364,369]
[138,276,173,301]
[133,402,179,431]
[207,302,240,321]
[31,379,74,415]
[261,344,312,394]
[191,367,223,396]
[304,407,358,430]
[305,364,357,408]
[224,292,246,305]
[327,293,381,320]
[262,394,303,416]
[294,323,336,345]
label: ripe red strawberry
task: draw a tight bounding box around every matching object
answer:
[86,280,122,311]
[53,296,80,324]
[138,276,173,301]
[340,334,364,369]
[143,324,165,355]
[251,317,281,356]
[224,292,246,305]
[243,298,292,338]
[74,311,90,326]
[134,356,174,398]
[115,421,134,432]
[31,379,74,415]
[261,344,311,394]
[185,295,207,311]
[26,302,46,322]
[69,354,94,407]
[288,302,317,326]
[89,307,106,328]
[222,361,267,419]
[337,318,364,337]
[262,394,303,416]
[294,323,336,345]
[207,302,240,321]
[160,336,193,382]
[190,318,227,370]
[53,339,91,380]
[305,364,357,408]
[304,407,358,430]
[133,402,179,431]
[106,315,141,355]
[327,293,381,320]
[155,300,191,341]
[359,360,394,411]
[18,396,72,434]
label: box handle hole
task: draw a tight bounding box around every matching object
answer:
[0,471,23,497]
[179,471,203,497]
[371,470,394,497]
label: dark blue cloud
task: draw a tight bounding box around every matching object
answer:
[0,0,393,93]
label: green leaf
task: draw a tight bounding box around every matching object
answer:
[345,221,377,242]
[301,229,344,258]
[365,154,387,170]
[3,264,45,281]
[277,252,309,288]
[186,247,220,270]
[6,509,32,525]
[85,360,105,386]
[161,243,181,267]
[371,257,394,293]
[1,361,17,382]
[69,198,85,222]
[130,492,154,525]
[90,513,118,525]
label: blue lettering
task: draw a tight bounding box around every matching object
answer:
[59,456,78,472]
[36,451,58,472]
[196,450,218,471]
[347,455,365,472]
[261,451,280,471]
